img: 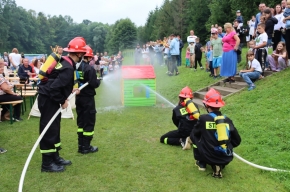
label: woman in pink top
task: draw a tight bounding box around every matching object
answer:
[221,23,240,83]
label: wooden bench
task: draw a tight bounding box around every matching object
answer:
[0,100,23,124]
[21,91,38,111]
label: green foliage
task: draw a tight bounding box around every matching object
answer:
[105,19,137,54]
[0,1,136,55]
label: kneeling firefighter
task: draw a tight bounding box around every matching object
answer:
[189,88,241,178]
[38,37,87,172]
[160,86,200,149]
[75,45,101,154]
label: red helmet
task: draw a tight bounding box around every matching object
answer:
[203,88,225,108]
[179,86,193,99]
[84,45,94,57]
[63,37,87,53]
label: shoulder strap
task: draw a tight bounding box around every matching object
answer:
[61,56,73,66]
[209,112,226,119]
[209,112,217,118]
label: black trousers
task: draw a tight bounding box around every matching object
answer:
[38,94,61,153]
[160,130,188,146]
[76,96,96,135]
[209,61,214,75]
[255,48,267,74]
[100,68,104,77]
[273,30,282,50]
[0,94,22,119]
[194,58,202,69]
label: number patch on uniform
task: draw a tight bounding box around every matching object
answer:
[179,108,188,115]
[206,122,216,129]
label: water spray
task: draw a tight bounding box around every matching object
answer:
[18,82,89,192]
[144,86,290,173]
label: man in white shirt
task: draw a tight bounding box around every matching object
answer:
[9,48,21,71]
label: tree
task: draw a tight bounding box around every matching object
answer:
[106,19,137,54]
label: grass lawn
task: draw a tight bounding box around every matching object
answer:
[1,48,290,191]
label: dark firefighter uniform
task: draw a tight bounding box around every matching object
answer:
[160,103,199,145]
[190,111,241,166]
[76,60,101,153]
[38,57,75,169]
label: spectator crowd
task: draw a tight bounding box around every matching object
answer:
[134,0,290,90]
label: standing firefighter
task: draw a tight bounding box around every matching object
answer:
[75,45,101,154]
[188,88,241,178]
[38,37,87,172]
[160,86,200,149]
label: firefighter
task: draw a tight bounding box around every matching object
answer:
[160,86,200,149]
[38,37,87,172]
[189,88,241,178]
[75,45,101,154]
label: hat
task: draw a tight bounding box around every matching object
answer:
[211,28,218,34]
[236,10,241,13]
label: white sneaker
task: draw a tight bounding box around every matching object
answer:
[182,137,192,150]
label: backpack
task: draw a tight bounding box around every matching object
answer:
[209,113,232,156]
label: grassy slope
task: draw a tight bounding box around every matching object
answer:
[0,49,289,191]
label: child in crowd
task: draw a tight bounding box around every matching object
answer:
[99,57,107,77]
[185,48,190,68]
[207,47,214,77]
[268,41,288,71]
[205,38,212,72]
[253,23,268,72]
[116,53,122,66]
[103,62,108,76]
[194,38,204,70]
[236,10,244,27]
[108,61,114,73]
[211,31,223,79]
[187,42,195,69]
[111,55,116,66]
[283,1,290,29]
[239,51,262,91]
[248,40,255,53]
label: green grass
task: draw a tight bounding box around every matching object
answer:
[1,48,289,191]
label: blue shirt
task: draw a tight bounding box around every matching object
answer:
[218,33,225,38]
[207,50,213,61]
[283,8,290,17]
[236,15,243,24]
[255,12,262,29]
[169,38,180,55]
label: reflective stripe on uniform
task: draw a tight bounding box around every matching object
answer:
[40,149,57,153]
[77,128,84,133]
[54,143,61,148]
[164,138,168,144]
[83,131,94,136]
[192,144,197,148]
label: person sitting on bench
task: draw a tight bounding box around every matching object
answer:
[0,59,23,121]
